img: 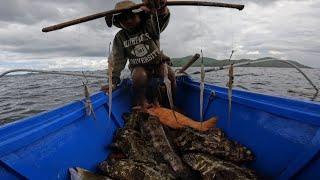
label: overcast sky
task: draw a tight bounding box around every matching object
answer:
[0,0,319,73]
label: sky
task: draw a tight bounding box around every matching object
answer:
[0,0,319,73]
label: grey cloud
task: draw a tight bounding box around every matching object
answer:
[0,0,319,69]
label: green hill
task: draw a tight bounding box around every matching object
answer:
[171,56,311,68]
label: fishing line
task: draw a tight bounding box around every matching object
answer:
[227,2,237,132]
[197,1,205,128]
[155,4,179,124]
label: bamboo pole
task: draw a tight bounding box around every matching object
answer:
[178,53,200,74]
[42,1,244,33]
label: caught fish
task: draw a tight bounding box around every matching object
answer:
[163,62,179,124]
[200,50,205,123]
[183,153,257,180]
[108,42,113,119]
[121,112,145,130]
[83,81,96,120]
[69,167,112,180]
[227,50,235,128]
[227,63,234,128]
[99,159,175,180]
[109,128,156,164]
[141,114,188,175]
[147,106,217,131]
[174,128,254,163]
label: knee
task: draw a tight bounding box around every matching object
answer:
[132,67,148,87]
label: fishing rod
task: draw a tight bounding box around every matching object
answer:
[42,1,244,33]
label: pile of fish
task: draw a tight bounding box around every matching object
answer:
[70,111,258,180]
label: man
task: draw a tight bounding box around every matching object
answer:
[104,0,176,110]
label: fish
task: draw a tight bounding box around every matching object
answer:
[174,128,254,163]
[69,167,112,180]
[227,50,235,129]
[108,42,113,119]
[182,153,257,180]
[109,128,156,164]
[141,114,189,176]
[121,112,145,130]
[227,63,234,128]
[99,159,175,180]
[163,62,179,123]
[147,106,217,131]
[82,81,96,120]
[200,50,205,123]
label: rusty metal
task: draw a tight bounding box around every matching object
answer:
[42,1,244,33]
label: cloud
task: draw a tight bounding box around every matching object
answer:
[0,0,320,73]
[269,50,283,55]
[247,51,260,55]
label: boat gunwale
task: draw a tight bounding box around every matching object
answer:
[178,76,320,126]
[0,89,122,157]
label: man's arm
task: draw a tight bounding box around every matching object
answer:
[111,34,127,85]
[154,7,170,33]
[142,0,170,33]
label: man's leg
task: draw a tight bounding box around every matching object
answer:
[131,66,149,109]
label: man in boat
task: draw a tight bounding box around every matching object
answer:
[103,0,176,110]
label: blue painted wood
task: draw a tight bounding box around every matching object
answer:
[278,129,320,179]
[175,76,320,179]
[0,77,319,179]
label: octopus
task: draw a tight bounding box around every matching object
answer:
[174,128,254,163]
[182,153,257,180]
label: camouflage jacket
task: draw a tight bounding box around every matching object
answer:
[111,11,170,85]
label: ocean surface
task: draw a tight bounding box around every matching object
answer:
[0,67,319,125]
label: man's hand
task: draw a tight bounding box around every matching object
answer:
[141,0,168,14]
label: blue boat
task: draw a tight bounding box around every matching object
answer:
[0,76,319,179]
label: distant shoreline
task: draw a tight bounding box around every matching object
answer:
[171,56,312,69]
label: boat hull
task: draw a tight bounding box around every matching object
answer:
[0,76,319,179]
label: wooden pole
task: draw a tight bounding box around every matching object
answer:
[42,1,244,33]
[178,53,200,74]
